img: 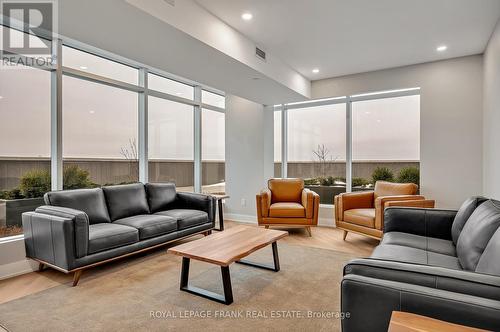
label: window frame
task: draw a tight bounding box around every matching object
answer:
[275,88,420,200]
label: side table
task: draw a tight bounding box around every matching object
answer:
[210,194,229,231]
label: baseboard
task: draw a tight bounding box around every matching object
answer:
[0,259,37,280]
[224,213,257,224]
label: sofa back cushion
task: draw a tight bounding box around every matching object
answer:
[475,227,500,276]
[44,188,110,224]
[374,181,418,199]
[102,183,150,221]
[268,178,304,203]
[456,199,500,271]
[451,196,488,244]
[145,183,177,213]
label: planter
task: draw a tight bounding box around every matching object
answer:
[305,185,372,204]
[0,197,45,228]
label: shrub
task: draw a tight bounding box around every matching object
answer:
[19,169,51,198]
[371,167,394,184]
[319,176,335,186]
[352,177,369,187]
[397,167,420,186]
[63,165,94,190]
[304,178,319,186]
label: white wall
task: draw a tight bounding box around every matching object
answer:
[312,55,484,209]
[483,20,500,198]
[224,95,273,221]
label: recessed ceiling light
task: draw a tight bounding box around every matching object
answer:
[89,110,95,114]
[436,45,447,52]
[0,96,3,100]
[312,68,319,74]
[175,92,183,96]
[241,12,253,21]
[79,66,88,70]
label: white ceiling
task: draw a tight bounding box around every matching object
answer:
[196,0,500,80]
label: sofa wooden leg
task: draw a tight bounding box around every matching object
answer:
[203,230,212,236]
[343,230,348,241]
[72,270,83,287]
[305,226,312,237]
[264,225,269,229]
[38,263,45,272]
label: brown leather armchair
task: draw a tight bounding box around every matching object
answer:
[256,178,320,236]
[334,181,435,240]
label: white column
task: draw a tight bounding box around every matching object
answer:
[138,68,148,183]
[51,39,63,190]
[193,86,202,193]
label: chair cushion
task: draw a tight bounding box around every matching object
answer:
[382,232,456,256]
[374,181,417,199]
[268,178,304,203]
[371,244,462,270]
[475,227,500,276]
[44,188,110,224]
[451,196,488,244]
[88,223,139,254]
[156,209,208,230]
[269,202,305,218]
[145,183,177,213]
[114,214,177,240]
[457,199,500,271]
[102,183,150,221]
[344,208,375,228]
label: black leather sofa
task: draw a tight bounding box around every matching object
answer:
[22,183,216,286]
[341,197,500,331]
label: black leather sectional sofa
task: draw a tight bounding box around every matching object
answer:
[22,183,215,286]
[341,197,500,331]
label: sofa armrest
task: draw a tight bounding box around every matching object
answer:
[336,191,374,221]
[34,205,89,259]
[22,211,83,271]
[302,189,319,219]
[375,195,429,230]
[175,192,216,224]
[383,207,457,240]
[256,189,271,218]
[344,258,500,301]
[341,274,500,332]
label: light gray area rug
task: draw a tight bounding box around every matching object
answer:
[0,244,357,332]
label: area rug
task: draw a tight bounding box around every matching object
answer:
[0,244,358,332]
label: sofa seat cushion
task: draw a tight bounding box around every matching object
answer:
[382,232,456,256]
[156,209,208,230]
[114,214,177,240]
[88,223,139,254]
[371,244,462,270]
[269,202,305,218]
[344,208,375,228]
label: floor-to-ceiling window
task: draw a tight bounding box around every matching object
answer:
[275,89,420,205]
[287,103,346,204]
[0,24,225,239]
[351,94,420,190]
[0,63,51,238]
[201,108,225,194]
[148,96,194,191]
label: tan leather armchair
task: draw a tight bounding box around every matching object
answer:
[256,178,320,236]
[334,181,435,240]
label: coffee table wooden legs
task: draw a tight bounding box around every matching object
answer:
[178,242,280,305]
[180,257,233,305]
[236,241,280,272]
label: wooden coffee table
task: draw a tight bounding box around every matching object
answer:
[388,311,487,332]
[167,225,288,305]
